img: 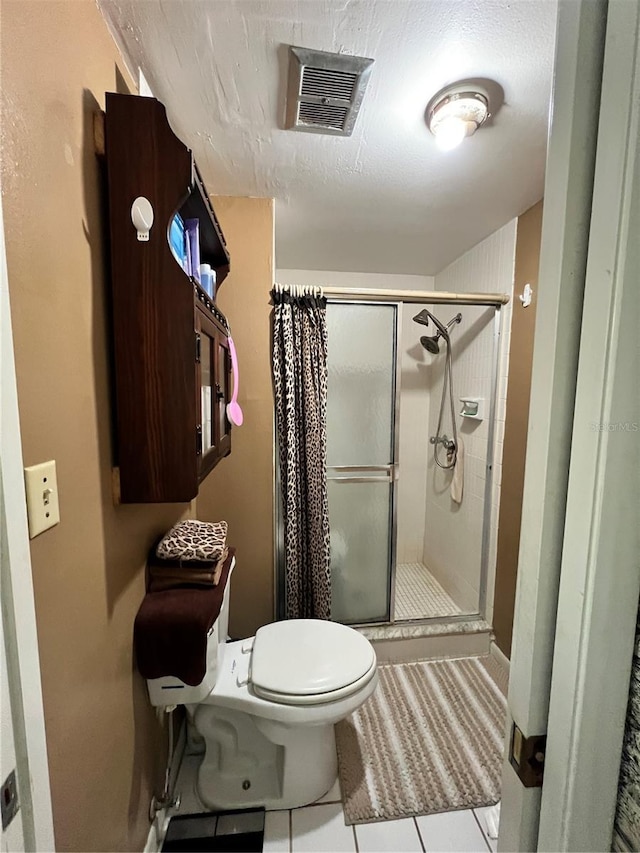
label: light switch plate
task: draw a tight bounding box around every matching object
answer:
[24,460,60,538]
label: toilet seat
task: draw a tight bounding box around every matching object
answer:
[252,657,377,705]
[250,619,376,706]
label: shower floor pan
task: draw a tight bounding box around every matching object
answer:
[394,562,462,621]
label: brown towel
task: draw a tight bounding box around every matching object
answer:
[147,547,229,593]
[146,540,222,589]
[134,547,235,686]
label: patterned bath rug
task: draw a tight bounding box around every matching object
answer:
[335,655,508,825]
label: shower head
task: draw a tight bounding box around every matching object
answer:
[420,335,441,354]
[413,309,432,328]
[416,311,462,354]
[412,308,448,337]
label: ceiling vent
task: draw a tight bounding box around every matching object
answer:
[285,46,374,137]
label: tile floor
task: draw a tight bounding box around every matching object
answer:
[173,755,497,852]
[394,562,462,621]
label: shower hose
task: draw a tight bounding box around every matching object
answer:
[433,335,458,470]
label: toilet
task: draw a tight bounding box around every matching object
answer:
[145,559,378,811]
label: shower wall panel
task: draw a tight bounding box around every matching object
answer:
[424,221,517,617]
[397,303,432,563]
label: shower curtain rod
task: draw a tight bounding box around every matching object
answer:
[320,286,509,306]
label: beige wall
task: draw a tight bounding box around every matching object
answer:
[493,200,543,657]
[197,196,275,639]
[1,2,193,850]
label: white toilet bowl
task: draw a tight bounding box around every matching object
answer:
[192,624,377,810]
[146,562,378,811]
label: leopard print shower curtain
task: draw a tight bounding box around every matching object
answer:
[272,288,331,619]
[613,599,640,851]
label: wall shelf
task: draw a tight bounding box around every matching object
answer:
[459,397,484,420]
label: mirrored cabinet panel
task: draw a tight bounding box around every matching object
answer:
[200,330,213,455]
[196,308,231,481]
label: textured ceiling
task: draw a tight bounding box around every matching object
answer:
[99,0,557,274]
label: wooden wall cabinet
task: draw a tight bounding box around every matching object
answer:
[103,92,232,503]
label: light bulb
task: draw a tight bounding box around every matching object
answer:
[434,116,468,151]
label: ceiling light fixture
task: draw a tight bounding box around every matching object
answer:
[426,84,490,151]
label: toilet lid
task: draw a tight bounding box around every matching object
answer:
[251,619,376,699]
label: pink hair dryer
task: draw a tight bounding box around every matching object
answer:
[226,337,244,427]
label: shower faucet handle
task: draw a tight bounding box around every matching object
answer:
[430,434,456,451]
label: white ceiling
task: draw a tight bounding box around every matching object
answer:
[99,0,557,275]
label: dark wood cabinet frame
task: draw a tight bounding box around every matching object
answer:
[102,93,232,503]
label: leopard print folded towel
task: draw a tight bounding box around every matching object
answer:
[156,519,228,562]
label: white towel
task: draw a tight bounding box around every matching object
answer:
[450,437,464,503]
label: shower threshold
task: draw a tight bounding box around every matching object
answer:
[356,615,492,663]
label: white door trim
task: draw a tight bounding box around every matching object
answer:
[498,1,608,849]
[538,1,640,848]
[0,179,55,849]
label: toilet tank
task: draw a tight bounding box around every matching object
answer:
[146,559,234,707]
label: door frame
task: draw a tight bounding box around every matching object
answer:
[0,182,55,849]
[500,0,640,849]
[538,0,640,847]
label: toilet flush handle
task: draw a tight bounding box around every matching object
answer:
[236,639,254,686]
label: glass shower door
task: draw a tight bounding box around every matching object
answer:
[326,302,398,624]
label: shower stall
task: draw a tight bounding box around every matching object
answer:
[322,288,506,627]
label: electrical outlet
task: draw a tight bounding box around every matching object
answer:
[24,460,60,538]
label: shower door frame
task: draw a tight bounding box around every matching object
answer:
[323,294,503,629]
[475,305,502,622]
[274,290,506,628]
